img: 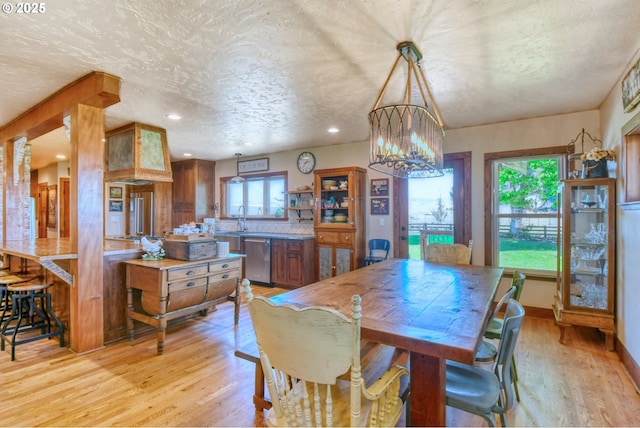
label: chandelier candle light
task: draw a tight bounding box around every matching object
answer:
[368,41,445,178]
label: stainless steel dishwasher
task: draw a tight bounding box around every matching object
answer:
[244,237,272,286]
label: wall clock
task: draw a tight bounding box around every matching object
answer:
[297,151,316,174]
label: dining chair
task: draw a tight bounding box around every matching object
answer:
[361,238,391,267]
[475,285,517,363]
[446,299,525,427]
[478,271,527,401]
[242,279,408,427]
[422,239,473,265]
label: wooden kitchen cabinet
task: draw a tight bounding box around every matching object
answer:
[271,238,315,288]
[313,167,366,280]
[554,178,615,350]
[125,255,243,354]
[171,159,216,226]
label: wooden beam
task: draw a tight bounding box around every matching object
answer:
[0,71,120,142]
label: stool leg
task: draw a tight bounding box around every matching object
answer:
[44,293,64,347]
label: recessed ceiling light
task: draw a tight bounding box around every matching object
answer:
[166,113,182,120]
[243,142,254,146]
[327,127,339,133]
[56,154,66,159]
[183,153,192,157]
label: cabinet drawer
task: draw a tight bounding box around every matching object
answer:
[315,231,354,245]
[169,276,208,292]
[167,264,208,281]
[285,241,303,252]
[209,270,240,285]
[209,259,242,273]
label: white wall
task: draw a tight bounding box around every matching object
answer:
[599,50,640,368]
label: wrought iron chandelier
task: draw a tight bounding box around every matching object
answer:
[368,41,445,178]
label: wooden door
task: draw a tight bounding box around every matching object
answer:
[38,183,48,238]
[60,178,70,238]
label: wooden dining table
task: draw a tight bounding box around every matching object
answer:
[270,258,503,427]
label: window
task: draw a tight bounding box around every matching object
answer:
[221,172,287,219]
[484,147,565,276]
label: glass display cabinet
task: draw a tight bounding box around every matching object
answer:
[554,178,615,350]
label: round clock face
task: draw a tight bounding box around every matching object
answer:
[297,151,316,174]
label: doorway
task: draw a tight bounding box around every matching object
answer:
[38,183,48,238]
[393,152,471,259]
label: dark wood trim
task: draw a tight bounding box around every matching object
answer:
[483,145,567,266]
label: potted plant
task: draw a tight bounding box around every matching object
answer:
[580,147,615,178]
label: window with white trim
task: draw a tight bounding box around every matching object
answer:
[221,172,287,219]
[490,154,562,276]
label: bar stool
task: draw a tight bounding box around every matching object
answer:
[0,281,64,361]
[0,275,35,324]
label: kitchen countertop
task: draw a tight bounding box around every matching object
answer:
[214,231,315,240]
[103,239,144,256]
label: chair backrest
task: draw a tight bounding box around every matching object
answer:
[483,285,516,332]
[494,299,525,412]
[242,279,401,427]
[424,240,473,265]
[368,238,390,260]
[511,270,526,301]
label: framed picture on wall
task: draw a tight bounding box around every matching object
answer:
[371,197,389,215]
[370,178,389,196]
[109,200,123,212]
[109,186,123,199]
[47,185,57,228]
[623,57,640,113]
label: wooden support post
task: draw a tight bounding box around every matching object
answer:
[68,103,105,353]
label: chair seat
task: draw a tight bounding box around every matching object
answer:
[475,340,498,363]
[484,317,504,340]
[446,360,500,417]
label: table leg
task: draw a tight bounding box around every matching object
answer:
[409,352,446,427]
[234,278,240,325]
[157,319,167,355]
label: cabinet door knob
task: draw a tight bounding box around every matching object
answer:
[222,263,229,268]
[186,281,196,287]
[186,270,195,276]
[222,274,229,279]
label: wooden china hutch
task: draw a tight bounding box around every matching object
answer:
[313,167,366,280]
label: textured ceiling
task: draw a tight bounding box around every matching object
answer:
[1,0,639,169]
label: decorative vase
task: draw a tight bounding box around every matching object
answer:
[581,159,608,179]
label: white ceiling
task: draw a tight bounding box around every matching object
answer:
[1,0,639,170]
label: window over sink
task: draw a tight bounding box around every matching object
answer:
[221,171,288,220]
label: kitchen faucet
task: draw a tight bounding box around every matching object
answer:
[237,205,248,232]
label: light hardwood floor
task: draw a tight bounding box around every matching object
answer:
[2,285,639,427]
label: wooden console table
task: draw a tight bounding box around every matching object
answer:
[124,254,244,354]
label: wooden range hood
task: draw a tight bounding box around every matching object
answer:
[105,122,172,183]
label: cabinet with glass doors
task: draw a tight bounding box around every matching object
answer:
[554,178,615,350]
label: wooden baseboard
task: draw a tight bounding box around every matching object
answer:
[522,305,554,319]
[616,336,640,394]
